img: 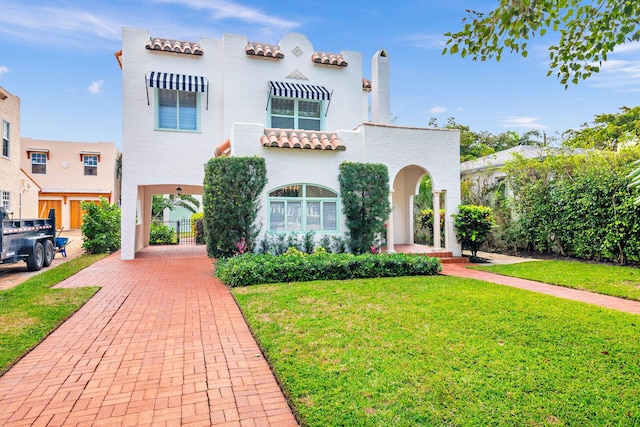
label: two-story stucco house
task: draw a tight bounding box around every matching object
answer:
[0,86,39,219]
[20,138,121,230]
[118,28,461,260]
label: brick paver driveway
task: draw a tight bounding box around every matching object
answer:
[0,244,297,426]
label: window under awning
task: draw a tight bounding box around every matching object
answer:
[145,71,209,109]
[268,81,331,101]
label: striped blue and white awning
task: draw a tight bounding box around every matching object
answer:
[146,72,208,93]
[269,81,331,101]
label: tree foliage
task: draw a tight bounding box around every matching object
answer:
[443,0,640,87]
[202,157,267,258]
[430,117,548,161]
[81,198,121,254]
[338,162,391,254]
[563,106,640,150]
[151,194,200,220]
[504,147,640,264]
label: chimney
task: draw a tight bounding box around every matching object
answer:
[371,49,390,124]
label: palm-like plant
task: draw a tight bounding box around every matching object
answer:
[152,194,200,220]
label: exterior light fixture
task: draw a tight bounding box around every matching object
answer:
[176,187,182,196]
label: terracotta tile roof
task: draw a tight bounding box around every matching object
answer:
[362,78,372,91]
[312,52,348,67]
[261,129,346,151]
[214,139,231,158]
[114,50,123,69]
[146,38,203,55]
[245,42,284,59]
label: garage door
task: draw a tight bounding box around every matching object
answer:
[38,200,62,229]
[70,200,100,229]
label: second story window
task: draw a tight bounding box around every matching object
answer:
[2,120,9,158]
[270,98,322,131]
[31,153,47,174]
[268,81,331,132]
[1,190,9,211]
[146,72,208,133]
[83,155,98,176]
[157,89,199,131]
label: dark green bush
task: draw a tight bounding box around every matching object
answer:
[149,222,176,245]
[339,162,391,254]
[453,205,496,259]
[203,157,267,258]
[191,212,205,244]
[215,252,442,287]
[81,199,121,254]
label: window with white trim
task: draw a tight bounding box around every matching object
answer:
[156,89,200,131]
[269,98,322,131]
[83,155,98,176]
[31,152,47,174]
[268,184,338,232]
[2,120,9,158]
[1,190,9,211]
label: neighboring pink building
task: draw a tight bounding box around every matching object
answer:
[0,86,39,219]
[20,138,121,230]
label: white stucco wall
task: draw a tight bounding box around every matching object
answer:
[0,87,22,217]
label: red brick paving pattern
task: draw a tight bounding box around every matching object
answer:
[441,263,640,315]
[0,244,298,427]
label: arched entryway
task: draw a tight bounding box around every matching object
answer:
[386,165,450,253]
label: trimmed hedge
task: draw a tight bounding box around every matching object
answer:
[215,253,442,287]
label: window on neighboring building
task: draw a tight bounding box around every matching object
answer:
[1,190,9,211]
[31,152,47,174]
[270,98,322,131]
[156,89,199,131]
[2,120,9,158]
[268,184,338,232]
[83,155,98,176]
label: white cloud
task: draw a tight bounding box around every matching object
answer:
[456,107,464,112]
[0,1,120,48]
[402,33,447,49]
[88,80,104,95]
[502,116,547,129]
[429,106,447,114]
[0,66,8,76]
[152,0,299,30]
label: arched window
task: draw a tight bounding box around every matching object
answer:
[268,184,338,232]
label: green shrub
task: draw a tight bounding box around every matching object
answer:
[81,199,121,254]
[453,205,496,259]
[203,157,267,258]
[338,162,391,254]
[149,222,176,245]
[215,252,442,287]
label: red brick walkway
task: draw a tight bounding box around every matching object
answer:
[441,263,640,315]
[0,245,298,427]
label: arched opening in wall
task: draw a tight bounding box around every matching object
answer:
[142,184,204,247]
[388,165,445,251]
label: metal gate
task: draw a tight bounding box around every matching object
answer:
[159,219,195,245]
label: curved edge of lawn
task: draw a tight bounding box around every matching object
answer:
[0,253,108,376]
[471,259,640,302]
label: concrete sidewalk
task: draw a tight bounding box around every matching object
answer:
[0,244,298,426]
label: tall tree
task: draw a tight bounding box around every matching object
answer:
[443,0,640,87]
[563,106,640,151]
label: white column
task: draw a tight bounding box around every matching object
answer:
[408,195,415,245]
[386,189,395,253]
[432,191,441,249]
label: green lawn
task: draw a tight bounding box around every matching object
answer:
[473,260,640,301]
[0,254,105,375]
[233,276,640,426]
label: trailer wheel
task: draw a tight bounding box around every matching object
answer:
[43,240,54,267]
[27,242,45,271]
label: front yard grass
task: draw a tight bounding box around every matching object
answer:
[0,254,106,375]
[233,276,640,426]
[473,260,640,301]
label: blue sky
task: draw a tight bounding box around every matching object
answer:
[1,0,639,149]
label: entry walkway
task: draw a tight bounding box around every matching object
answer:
[0,245,298,426]
[441,263,640,316]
